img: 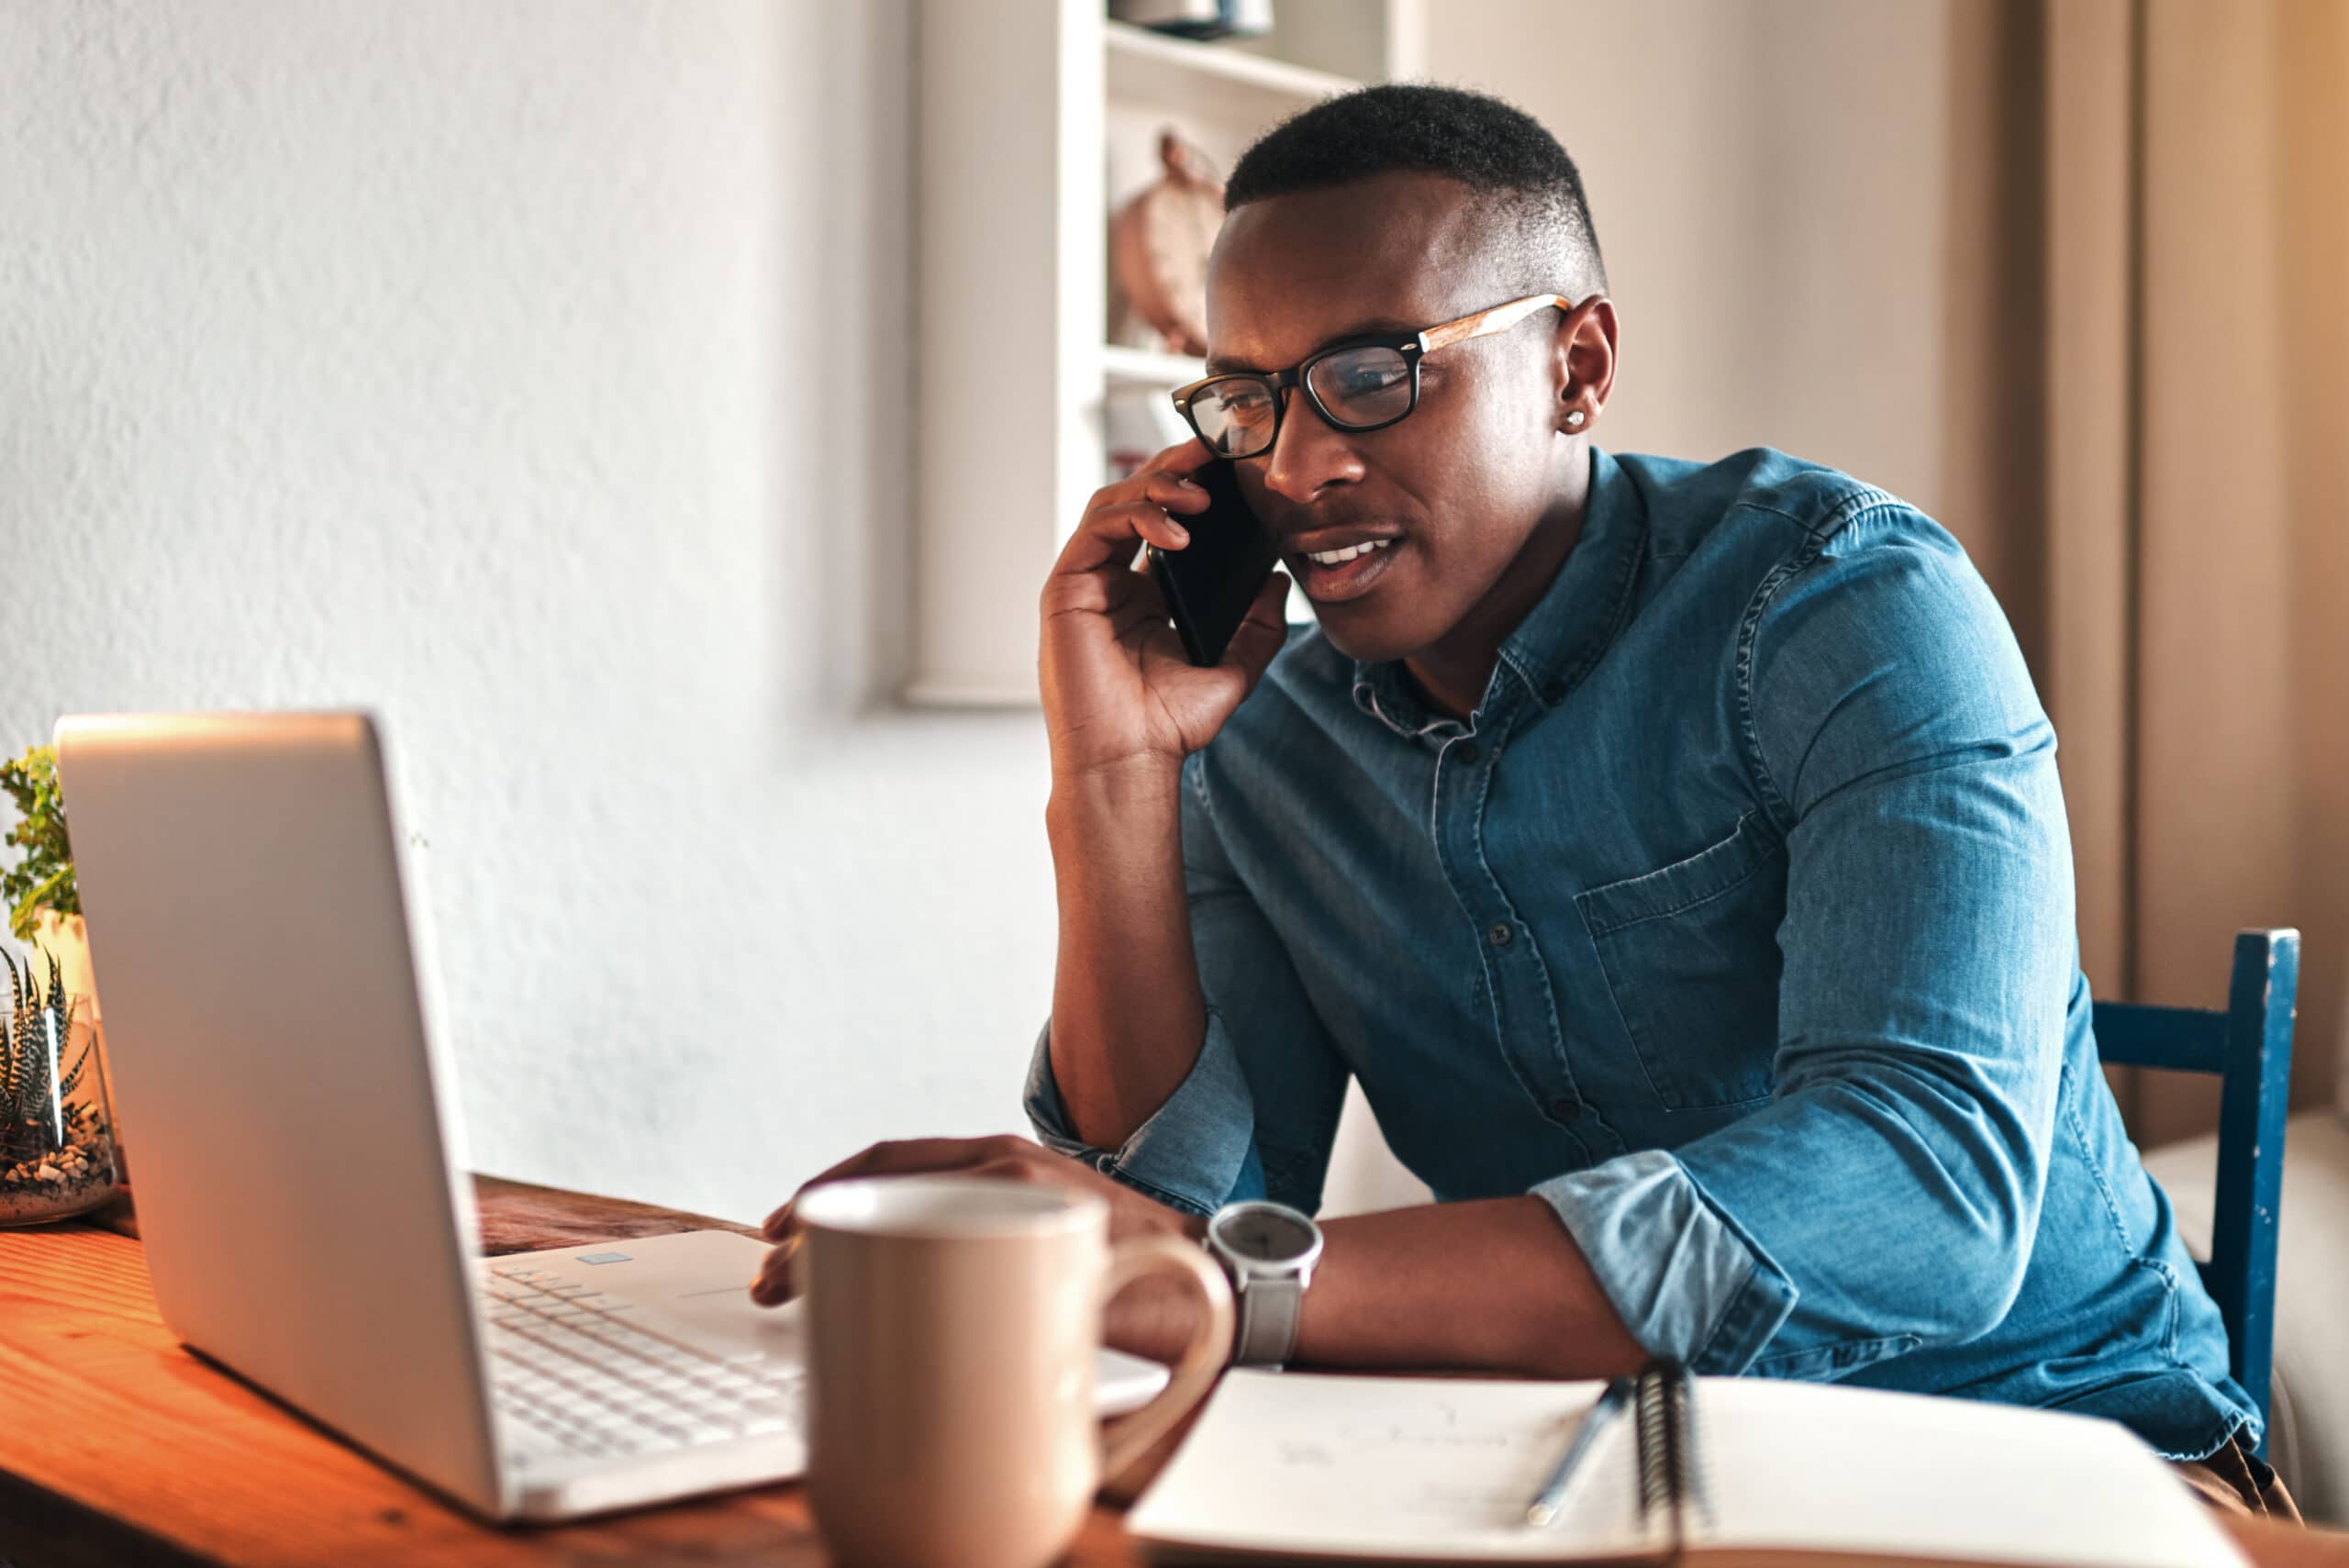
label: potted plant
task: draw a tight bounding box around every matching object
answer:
[2,744,124,1186]
[0,946,118,1223]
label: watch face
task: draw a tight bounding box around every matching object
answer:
[1215,1204,1317,1264]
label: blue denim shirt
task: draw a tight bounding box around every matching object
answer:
[1025,444,2258,1461]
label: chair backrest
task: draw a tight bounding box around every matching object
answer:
[2091,928,2299,1460]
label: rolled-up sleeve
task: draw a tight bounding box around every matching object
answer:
[1024,1010,1262,1216]
[1534,521,2071,1378]
[1023,750,1351,1218]
[1533,1151,1798,1373]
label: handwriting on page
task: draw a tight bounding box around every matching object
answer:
[1337,1398,1520,1449]
[1259,1402,1579,1520]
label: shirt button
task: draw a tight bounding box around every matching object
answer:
[1454,740,1480,765]
[1542,678,1568,705]
[1551,1095,1580,1119]
[1486,921,1514,948]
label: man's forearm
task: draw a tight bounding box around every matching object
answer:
[1123,1196,1648,1379]
[1044,761,1211,1151]
[1294,1197,1650,1377]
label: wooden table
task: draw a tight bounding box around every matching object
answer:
[3,1177,2344,1568]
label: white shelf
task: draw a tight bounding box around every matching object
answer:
[906,0,1421,707]
[1106,19,1362,122]
[1103,343,1208,387]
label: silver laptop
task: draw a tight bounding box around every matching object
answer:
[51,711,1170,1522]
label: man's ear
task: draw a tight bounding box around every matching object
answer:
[1553,295,1620,434]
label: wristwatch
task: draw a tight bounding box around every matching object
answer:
[1202,1199,1324,1367]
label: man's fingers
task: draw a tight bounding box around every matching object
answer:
[1048,467,1217,583]
[1047,499,1180,584]
[749,1229,804,1307]
[1149,469,1217,514]
[1103,496,1199,553]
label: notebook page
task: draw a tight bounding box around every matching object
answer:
[1127,1372,1662,1563]
[1689,1377,2249,1568]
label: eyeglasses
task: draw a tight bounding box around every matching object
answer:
[1168,293,1593,461]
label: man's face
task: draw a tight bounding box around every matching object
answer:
[1203,171,1571,664]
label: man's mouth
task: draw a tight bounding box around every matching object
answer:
[1300,538,1395,568]
[1287,534,1404,604]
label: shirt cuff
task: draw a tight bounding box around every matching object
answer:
[1531,1149,1798,1373]
[1021,1009,1259,1217]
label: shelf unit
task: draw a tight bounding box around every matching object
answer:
[907,0,1426,707]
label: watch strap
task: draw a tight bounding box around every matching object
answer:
[1231,1270,1304,1367]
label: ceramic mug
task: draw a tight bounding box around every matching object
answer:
[790,1174,1232,1568]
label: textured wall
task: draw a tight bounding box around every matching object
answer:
[0,1,1062,1224]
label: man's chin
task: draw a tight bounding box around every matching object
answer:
[1311,604,1426,667]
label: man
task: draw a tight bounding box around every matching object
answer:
[754,84,2294,1518]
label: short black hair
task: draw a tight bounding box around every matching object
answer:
[1223,83,1607,302]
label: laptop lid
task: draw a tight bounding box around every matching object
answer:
[52,711,507,1517]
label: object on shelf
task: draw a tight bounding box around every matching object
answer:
[1108,129,1224,358]
[1108,0,1273,41]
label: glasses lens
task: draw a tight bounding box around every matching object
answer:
[1307,346,1413,428]
[1185,377,1280,458]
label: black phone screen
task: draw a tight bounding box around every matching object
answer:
[1147,459,1283,668]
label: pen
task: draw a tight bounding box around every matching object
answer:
[1525,1375,1636,1528]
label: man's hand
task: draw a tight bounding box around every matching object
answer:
[1041,437,1292,784]
[749,1135,1219,1365]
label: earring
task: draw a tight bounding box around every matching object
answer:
[1565,409,1586,428]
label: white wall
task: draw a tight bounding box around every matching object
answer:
[1,1,1060,1224]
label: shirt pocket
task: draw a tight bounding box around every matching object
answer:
[1573,810,1787,1110]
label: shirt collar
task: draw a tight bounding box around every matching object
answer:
[1350,444,1648,740]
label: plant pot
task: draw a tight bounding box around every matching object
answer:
[28,907,126,1184]
[0,953,121,1227]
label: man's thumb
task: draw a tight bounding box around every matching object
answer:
[1224,571,1295,683]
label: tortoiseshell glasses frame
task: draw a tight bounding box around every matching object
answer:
[1168,293,1597,460]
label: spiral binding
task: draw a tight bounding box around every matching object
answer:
[1668,1364,1715,1533]
[1632,1362,1709,1552]
[1633,1366,1675,1524]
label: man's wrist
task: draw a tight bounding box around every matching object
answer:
[1046,753,1185,826]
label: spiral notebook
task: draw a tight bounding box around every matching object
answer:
[1125,1366,2252,1567]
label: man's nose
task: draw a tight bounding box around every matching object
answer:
[1262,385,1364,506]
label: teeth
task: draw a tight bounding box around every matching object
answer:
[1305,539,1394,567]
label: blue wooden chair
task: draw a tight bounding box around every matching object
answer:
[2092,928,2299,1460]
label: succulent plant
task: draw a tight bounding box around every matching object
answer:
[1,946,95,1167]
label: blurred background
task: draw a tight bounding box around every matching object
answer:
[2,0,2343,1236]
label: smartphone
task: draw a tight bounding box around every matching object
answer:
[1146,458,1283,668]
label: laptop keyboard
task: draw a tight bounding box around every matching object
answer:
[478,1264,803,1460]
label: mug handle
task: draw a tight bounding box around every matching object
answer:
[1097,1233,1235,1485]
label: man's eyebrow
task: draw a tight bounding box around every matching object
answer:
[1203,317,1422,375]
